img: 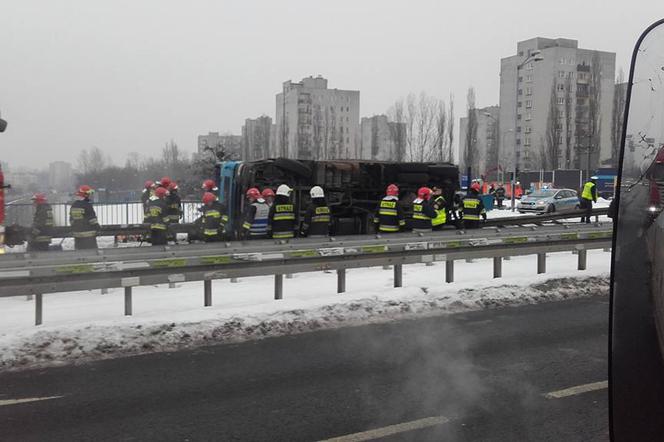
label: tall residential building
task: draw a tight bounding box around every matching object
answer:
[197,132,243,159]
[360,115,406,161]
[499,38,615,172]
[48,161,74,192]
[459,106,500,179]
[242,116,273,161]
[275,76,360,160]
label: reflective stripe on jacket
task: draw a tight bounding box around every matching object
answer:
[581,181,596,202]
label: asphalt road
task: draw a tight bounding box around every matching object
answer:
[0,296,609,441]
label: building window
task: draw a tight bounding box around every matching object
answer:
[518,89,523,95]
[526,100,532,108]
[518,76,523,83]
[346,137,350,143]
[517,101,522,108]
[516,126,521,133]
[524,137,531,146]
[517,114,522,120]
[525,112,532,121]
[526,62,534,70]
[526,87,532,95]
[526,74,533,82]
[525,126,531,134]
[516,138,521,145]
[557,83,565,91]
[346,107,349,112]
[557,97,565,104]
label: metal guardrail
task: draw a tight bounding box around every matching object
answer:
[0,223,613,325]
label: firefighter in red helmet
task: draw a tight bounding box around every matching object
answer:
[70,185,99,250]
[141,180,155,212]
[261,188,275,207]
[373,184,405,233]
[145,186,170,245]
[461,182,486,229]
[28,193,54,252]
[199,192,225,242]
[241,187,270,239]
[410,187,437,234]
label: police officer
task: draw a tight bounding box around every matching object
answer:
[200,192,225,242]
[301,186,332,238]
[241,188,270,239]
[374,184,405,233]
[145,186,170,245]
[262,188,275,208]
[141,180,155,213]
[70,185,99,250]
[268,184,296,240]
[580,176,598,223]
[431,186,448,230]
[495,184,506,209]
[461,182,486,229]
[28,193,54,252]
[411,187,437,234]
[166,181,183,225]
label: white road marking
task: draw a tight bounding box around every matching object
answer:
[319,415,450,442]
[544,381,608,399]
[0,396,63,407]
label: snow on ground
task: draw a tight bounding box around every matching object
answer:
[486,197,611,220]
[0,250,611,371]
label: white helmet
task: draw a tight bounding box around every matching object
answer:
[310,186,324,198]
[276,184,292,196]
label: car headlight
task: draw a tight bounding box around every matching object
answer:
[649,206,658,212]
[536,200,546,205]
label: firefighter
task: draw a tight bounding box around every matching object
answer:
[495,184,506,209]
[141,180,155,212]
[157,176,172,190]
[431,186,448,230]
[268,184,296,240]
[301,186,332,238]
[580,176,598,223]
[200,192,225,242]
[411,187,437,234]
[262,188,275,207]
[27,193,54,252]
[241,187,270,239]
[202,179,218,193]
[145,186,170,245]
[166,181,183,225]
[70,185,99,250]
[373,184,405,233]
[461,182,486,229]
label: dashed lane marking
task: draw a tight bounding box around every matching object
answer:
[0,396,64,407]
[544,381,608,399]
[318,415,450,442]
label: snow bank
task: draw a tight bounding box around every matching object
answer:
[0,254,610,371]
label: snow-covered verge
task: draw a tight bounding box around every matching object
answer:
[0,251,610,371]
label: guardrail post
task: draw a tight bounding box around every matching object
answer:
[537,253,546,274]
[35,293,43,326]
[493,257,502,278]
[204,280,212,306]
[578,249,587,270]
[169,282,176,289]
[394,264,403,288]
[337,269,346,293]
[275,274,283,300]
[445,260,454,283]
[124,287,133,316]
[101,288,109,295]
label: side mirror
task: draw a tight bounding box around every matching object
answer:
[0,118,6,133]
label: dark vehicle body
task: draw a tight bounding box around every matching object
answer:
[217,158,459,237]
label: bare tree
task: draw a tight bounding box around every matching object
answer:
[77,146,109,174]
[464,87,478,174]
[447,94,455,163]
[433,100,448,162]
[611,68,626,167]
[563,76,573,168]
[545,83,561,169]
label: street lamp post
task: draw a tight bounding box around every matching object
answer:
[511,51,544,211]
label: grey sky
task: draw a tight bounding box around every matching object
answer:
[0,0,660,168]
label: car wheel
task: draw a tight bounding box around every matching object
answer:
[547,204,555,213]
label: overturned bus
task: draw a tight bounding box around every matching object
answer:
[216,158,459,237]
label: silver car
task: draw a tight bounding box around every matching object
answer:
[517,188,580,214]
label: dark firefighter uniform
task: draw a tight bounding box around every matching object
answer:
[165,191,182,225]
[495,186,506,208]
[461,192,486,229]
[411,198,437,233]
[28,204,54,252]
[301,199,332,237]
[145,197,169,245]
[431,195,448,230]
[241,199,270,239]
[141,188,152,213]
[373,196,405,233]
[580,180,597,223]
[200,201,227,242]
[70,199,99,250]
[268,195,296,239]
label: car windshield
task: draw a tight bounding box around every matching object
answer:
[528,190,557,198]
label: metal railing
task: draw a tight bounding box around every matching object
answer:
[0,223,613,325]
[5,201,202,227]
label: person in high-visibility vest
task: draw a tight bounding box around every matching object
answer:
[373,184,405,233]
[580,176,598,223]
[431,186,448,230]
[461,183,486,229]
